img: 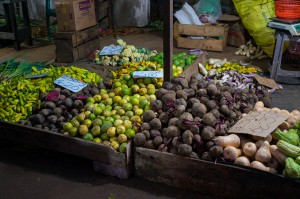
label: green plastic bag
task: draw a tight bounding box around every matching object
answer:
[232,0,276,57]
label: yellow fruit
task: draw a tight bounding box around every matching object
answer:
[107,127,117,137]
[139,88,147,96]
[78,125,89,135]
[111,141,120,150]
[118,134,128,143]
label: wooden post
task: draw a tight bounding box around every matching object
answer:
[163,0,173,82]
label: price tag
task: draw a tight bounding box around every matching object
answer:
[99,45,124,55]
[54,75,87,93]
[24,73,49,79]
[133,71,163,78]
[229,111,289,137]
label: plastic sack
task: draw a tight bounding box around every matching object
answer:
[193,0,222,23]
[232,0,276,57]
[174,2,203,25]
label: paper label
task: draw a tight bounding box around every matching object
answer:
[132,71,163,78]
[229,111,289,137]
[255,75,280,89]
[54,75,87,93]
[24,73,49,79]
[99,46,124,55]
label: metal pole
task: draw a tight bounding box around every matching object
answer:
[163,0,173,82]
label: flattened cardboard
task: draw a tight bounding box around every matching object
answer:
[255,75,281,89]
[229,111,289,138]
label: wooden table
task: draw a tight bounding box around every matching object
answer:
[0,0,32,50]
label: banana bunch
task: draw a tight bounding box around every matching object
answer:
[0,66,103,122]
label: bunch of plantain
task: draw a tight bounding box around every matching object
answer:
[0,66,103,122]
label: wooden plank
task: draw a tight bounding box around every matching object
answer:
[0,32,15,40]
[99,17,109,28]
[134,147,300,199]
[98,8,109,21]
[178,52,206,81]
[176,22,229,37]
[176,37,225,52]
[99,0,109,11]
[174,21,229,52]
[0,121,126,166]
[55,36,99,63]
[54,25,99,47]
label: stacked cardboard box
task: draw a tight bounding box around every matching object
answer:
[54,0,99,63]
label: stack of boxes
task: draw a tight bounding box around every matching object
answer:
[54,0,100,63]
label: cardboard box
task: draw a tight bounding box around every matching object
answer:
[55,0,97,32]
[173,21,229,52]
[218,14,246,47]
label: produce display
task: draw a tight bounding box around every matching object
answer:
[204,58,260,75]
[133,75,271,158]
[234,40,268,60]
[110,61,163,83]
[0,66,102,122]
[95,38,158,66]
[2,41,300,185]
[20,84,99,133]
[150,51,199,78]
[0,59,45,83]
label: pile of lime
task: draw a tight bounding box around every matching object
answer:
[150,52,197,77]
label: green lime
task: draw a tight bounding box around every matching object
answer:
[82,133,94,141]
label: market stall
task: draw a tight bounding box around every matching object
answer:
[0,0,300,198]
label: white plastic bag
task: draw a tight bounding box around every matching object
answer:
[174,2,203,25]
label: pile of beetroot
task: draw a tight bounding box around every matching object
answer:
[134,74,272,160]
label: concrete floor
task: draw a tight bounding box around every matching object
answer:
[0,30,300,199]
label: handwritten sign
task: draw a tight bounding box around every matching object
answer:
[255,75,280,89]
[229,111,289,137]
[54,75,87,93]
[99,45,123,55]
[133,71,163,78]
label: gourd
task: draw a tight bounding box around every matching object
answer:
[283,157,300,179]
[276,140,300,158]
[234,156,251,166]
[255,141,271,163]
[269,145,287,165]
[223,146,241,161]
[243,142,257,157]
[274,129,299,146]
[215,134,240,148]
[250,161,277,173]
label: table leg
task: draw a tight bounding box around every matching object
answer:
[3,4,11,32]
[270,31,284,81]
[7,3,20,51]
[21,1,32,46]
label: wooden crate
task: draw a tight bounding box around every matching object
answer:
[54,25,100,63]
[0,121,133,179]
[95,0,111,28]
[174,21,229,52]
[178,51,206,81]
[134,147,300,199]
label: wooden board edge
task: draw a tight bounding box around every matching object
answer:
[0,121,128,167]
